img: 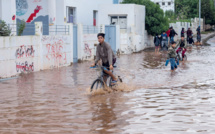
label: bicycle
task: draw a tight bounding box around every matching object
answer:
[177,49,187,61]
[90,65,122,92]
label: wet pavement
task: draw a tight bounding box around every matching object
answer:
[1,34,215,134]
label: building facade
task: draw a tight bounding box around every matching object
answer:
[150,0,175,12]
[0,0,117,26]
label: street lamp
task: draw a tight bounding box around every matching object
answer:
[199,0,201,27]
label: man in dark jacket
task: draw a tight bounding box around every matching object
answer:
[169,27,178,43]
[186,28,193,43]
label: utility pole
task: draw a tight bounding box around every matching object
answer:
[199,0,201,27]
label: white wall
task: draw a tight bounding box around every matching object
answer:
[134,5,145,35]
[41,35,72,69]
[0,0,16,24]
[0,22,73,79]
[48,0,56,25]
[0,0,2,20]
[98,4,146,54]
[169,18,204,41]
[56,0,65,25]
[98,4,136,28]
[54,0,112,25]
[0,36,41,78]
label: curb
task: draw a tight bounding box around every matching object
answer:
[202,32,215,46]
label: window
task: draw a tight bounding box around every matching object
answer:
[67,7,76,24]
[110,16,127,29]
[156,2,159,5]
[162,2,165,5]
[93,11,98,26]
[168,2,171,5]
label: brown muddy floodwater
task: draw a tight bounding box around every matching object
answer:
[1,35,215,134]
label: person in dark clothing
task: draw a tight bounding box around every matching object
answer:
[196,26,201,45]
[176,35,187,61]
[181,28,185,37]
[170,27,178,43]
[161,31,168,50]
[188,36,194,46]
[197,32,201,44]
[165,41,179,72]
[197,26,201,34]
[154,34,160,54]
[186,28,193,43]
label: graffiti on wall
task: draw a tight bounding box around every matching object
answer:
[16,61,34,72]
[33,0,42,2]
[16,0,28,16]
[46,40,67,66]
[83,34,97,58]
[26,6,42,23]
[42,36,68,44]
[16,0,48,25]
[49,17,55,25]
[84,43,92,57]
[15,45,35,58]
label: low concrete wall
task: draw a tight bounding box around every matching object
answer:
[41,35,73,69]
[0,36,40,78]
[144,30,154,48]
[0,22,73,79]
[169,18,204,41]
[81,34,97,61]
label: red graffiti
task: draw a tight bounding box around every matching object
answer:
[15,45,35,58]
[33,0,42,2]
[26,6,42,23]
[46,40,67,66]
[16,61,34,73]
[84,43,92,56]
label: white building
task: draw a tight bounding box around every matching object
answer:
[55,0,114,26]
[98,4,146,54]
[0,0,115,26]
[0,0,16,24]
[150,0,175,12]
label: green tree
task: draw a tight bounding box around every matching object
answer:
[0,20,11,36]
[201,0,215,25]
[175,0,198,19]
[122,0,169,36]
[175,0,215,25]
[165,10,175,19]
[17,20,26,36]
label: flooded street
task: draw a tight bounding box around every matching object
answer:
[1,35,215,134]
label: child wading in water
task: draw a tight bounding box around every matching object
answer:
[166,41,179,72]
[154,34,160,54]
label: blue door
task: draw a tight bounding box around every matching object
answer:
[73,25,78,63]
[105,25,116,54]
[113,0,119,4]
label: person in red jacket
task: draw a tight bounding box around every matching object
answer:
[166,27,171,44]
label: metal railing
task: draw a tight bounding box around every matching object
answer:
[7,23,36,36]
[83,25,99,34]
[48,25,70,35]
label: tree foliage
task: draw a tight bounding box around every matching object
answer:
[18,20,26,36]
[165,10,175,19]
[201,0,215,25]
[0,20,11,36]
[175,0,215,25]
[122,0,169,36]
